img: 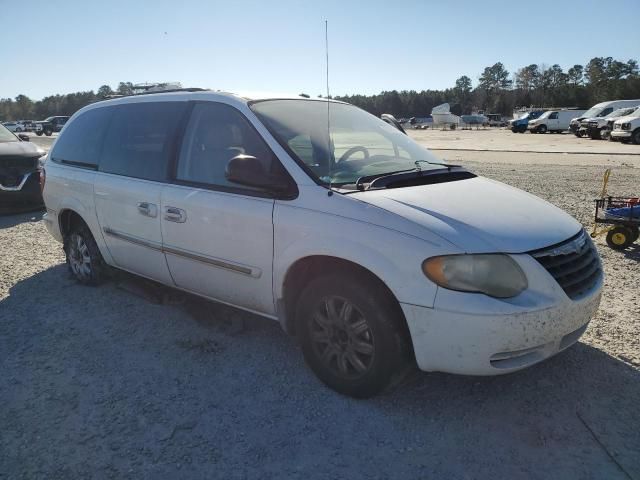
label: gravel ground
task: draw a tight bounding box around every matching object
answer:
[1,147,639,478]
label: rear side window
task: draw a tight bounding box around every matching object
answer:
[51,107,113,168]
[100,102,186,182]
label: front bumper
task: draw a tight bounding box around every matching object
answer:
[0,171,43,212]
[402,253,603,375]
[610,130,632,139]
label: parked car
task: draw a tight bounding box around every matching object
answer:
[35,116,70,136]
[42,91,603,398]
[571,100,640,137]
[610,107,640,144]
[527,109,586,134]
[509,110,545,133]
[19,120,37,132]
[2,121,25,132]
[0,123,46,213]
[485,114,507,127]
[584,107,639,140]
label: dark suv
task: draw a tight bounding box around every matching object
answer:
[0,123,46,212]
[35,116,70,136]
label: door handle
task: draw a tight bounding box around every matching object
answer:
[137,202,158,218]
[164,206,187,223]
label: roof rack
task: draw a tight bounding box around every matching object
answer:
[132,87,209,96]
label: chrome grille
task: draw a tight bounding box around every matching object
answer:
[530,230,602,300]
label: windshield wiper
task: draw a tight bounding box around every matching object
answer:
[351,160,460,192]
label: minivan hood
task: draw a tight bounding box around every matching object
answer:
[352,176,581,253]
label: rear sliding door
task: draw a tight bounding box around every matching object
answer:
[93,101,187,284]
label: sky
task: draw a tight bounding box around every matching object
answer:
[2,0,639,100]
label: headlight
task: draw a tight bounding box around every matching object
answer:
[622,123,631,130]
[422,254,528,298]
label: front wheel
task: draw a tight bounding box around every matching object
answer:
[632,129,640,145]
[44,129,52,136]
[64,224,107,285]
[538,124,547,134]
[589,129,603,140]
[35,131,43,136]
[606,226,633,250]
[296,273,409,398]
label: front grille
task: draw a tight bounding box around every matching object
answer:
[530,230,602,300]
[0,156,38,171]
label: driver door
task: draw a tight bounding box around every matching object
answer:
[161,102,280,315]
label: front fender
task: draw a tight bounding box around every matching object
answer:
[273,202,461,309]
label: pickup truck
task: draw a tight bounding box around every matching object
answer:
[35,116,70,136]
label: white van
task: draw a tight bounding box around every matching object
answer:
[42,90,603,398]
[527,110,586,133]
[570,100,640,136]
[610,107,640,144]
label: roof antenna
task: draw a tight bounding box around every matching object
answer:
[325,19,334,197]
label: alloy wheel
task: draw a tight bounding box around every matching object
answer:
[309,296,375,379]
[69,234,92,280]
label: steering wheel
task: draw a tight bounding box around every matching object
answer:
[337,146,370,163]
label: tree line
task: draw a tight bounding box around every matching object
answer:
[0,83,133,121]
[335,57,640,118]
[1,57,639,121]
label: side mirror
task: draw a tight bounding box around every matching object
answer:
[225,154,289,193]
[18,133,30,141]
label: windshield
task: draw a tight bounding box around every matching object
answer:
[606,108,633,118]
[628,107,640,118]
[581,106,604,118]
[0,123,18,143]
[250,99,443,186]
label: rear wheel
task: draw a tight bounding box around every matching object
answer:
[35,131,43,136]
[64,224,107,285]
[606,226,633,250]
[44,128,52,136]
[296,273,409,398]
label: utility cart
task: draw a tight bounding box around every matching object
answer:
[591,169,640,250]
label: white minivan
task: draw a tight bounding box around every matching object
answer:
[43,90,603,397]
[527,109,586,133]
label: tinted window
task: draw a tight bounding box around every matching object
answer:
[51,107,113,167]
[176,103,278,190]
[599,108,613,117]
[100,102,186,181]
[549,112,558,119]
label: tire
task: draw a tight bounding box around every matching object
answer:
[64,224,107,285]
[630,226,640,243]
[296,273,409,398]
[35,131,43,136]
[44,128,52,136]
[632,129,640,145]
[606,226,633,250]
[538,124,547,134]
[589,129,603,140]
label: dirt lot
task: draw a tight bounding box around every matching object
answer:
[1,130,639,479]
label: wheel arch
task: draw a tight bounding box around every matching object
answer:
[279,255,413,358]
